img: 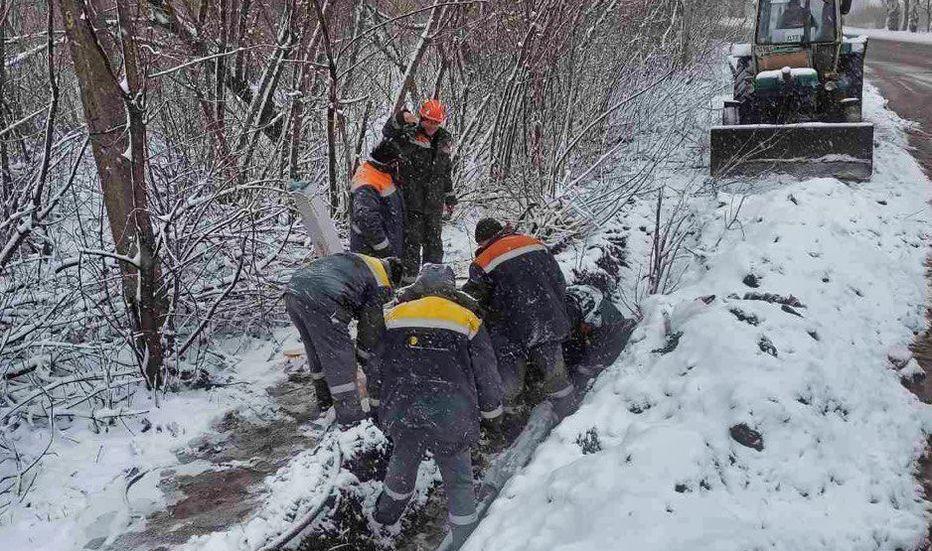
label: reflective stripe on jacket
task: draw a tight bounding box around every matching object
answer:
[349,162,405,257]
[378,296,502,455]
[285,252,391,328]
[464,232,570,348]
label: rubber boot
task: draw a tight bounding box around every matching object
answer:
[313,378,333,411]
[334,397,367,428]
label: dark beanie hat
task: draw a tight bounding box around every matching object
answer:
[370,140,401,165]
[475,217,504,244]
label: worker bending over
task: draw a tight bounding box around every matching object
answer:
[284,252,403,426]
[463,218,575,424]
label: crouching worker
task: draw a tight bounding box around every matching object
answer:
[563,284,636,387]
[372,264,503,549]
[350,140,405,258]
[284,253,404,426]
[463,218,575,422]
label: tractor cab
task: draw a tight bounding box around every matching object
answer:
[757,0,839,46]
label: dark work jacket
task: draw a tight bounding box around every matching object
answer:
[349,162,405,258]
[563,285,635,374]
[463,232,570,349]
[382,111,454,215]
[378,296,503,455]
[285,252,393,354]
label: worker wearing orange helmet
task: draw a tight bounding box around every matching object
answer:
[382,98,456,282]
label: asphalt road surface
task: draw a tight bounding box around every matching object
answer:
[864,37,932,397]
[865,37,932,538]
[864,37,932,177]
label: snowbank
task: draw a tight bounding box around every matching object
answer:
[847,27,932,45]
[463,84,932,551]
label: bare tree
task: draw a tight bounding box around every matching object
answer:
[60,0,167,387]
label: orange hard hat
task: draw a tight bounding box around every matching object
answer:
[418,99,447,123]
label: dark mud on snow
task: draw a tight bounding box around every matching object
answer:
[94,372,323,551]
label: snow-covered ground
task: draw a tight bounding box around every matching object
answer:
[463,84,932,550]
[848,27,932,45]
[2,77,929,551]
[0,328,306,550]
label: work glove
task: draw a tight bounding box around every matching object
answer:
[481,414,505,449]
[481,414,502,434]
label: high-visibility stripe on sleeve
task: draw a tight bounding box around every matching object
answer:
[311,371,326,380]
[448,511,478,526]
[356,348,373,360]
[357,254,391,288]
[329,382,357,395]
[383,484,414,501]
[373,238,390,251]
[481,405,503,419]
[548,384,574,399]
[385,296,482,338]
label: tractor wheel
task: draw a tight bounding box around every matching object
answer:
[839,52,865,121]
[733,56,754,103]
[844,101,863,123]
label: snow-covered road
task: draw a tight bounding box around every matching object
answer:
[462,85,932,551]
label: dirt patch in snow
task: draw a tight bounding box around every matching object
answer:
[94,373,323,551]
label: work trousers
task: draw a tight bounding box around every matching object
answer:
[402,209,444,282]
[374,429,477,549]
[495,338,575,418]
[284,294,366,425]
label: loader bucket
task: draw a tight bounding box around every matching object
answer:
[710,122,874,181]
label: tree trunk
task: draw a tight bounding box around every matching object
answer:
[903,0,911,29]
[886,0,901,30]
[391,0,445,115]
[908,1,920,30]
[60,0,167,388]
[0,0,10,217]
[310,0,341,215]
